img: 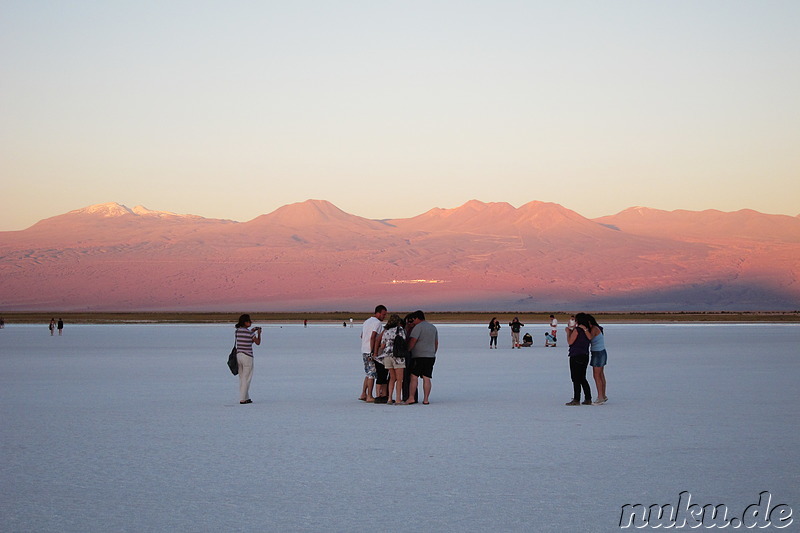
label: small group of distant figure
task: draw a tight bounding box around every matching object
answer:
[489,313,609,406]
[488,314,561,349]
[48,318,64,336]
[359,305,438,405]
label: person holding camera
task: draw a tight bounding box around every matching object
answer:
[235,314,262,404]
[509,317,524,348]
[565,313,592,406]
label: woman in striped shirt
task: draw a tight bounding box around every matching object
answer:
[235,314,262,404]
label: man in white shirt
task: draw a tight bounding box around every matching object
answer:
[359,305,387,402]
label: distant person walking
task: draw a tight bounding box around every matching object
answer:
[359,305,387,403]
[235,314,262,404]
[587,314,608,405]
[403,310,438,405]
[565,313,592,406]
[488,317,501,349]
[49,318,55,336]
[509,317,524,348]
[57,318,64,336]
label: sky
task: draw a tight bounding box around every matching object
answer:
[1,1,799,230]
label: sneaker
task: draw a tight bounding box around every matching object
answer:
[582,399,592,405]
[592,398,606,405]
[565,400,580,406]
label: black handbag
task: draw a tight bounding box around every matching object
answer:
[227,344,238,375]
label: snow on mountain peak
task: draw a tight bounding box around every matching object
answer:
[131,205,188,218]
[70,203,134,217]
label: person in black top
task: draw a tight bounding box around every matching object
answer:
[509,317,524,349]
[488,317,501,349]
[565,313,592,406]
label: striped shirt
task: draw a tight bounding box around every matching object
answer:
[235,326,257,356]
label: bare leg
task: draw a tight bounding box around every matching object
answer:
[422,376,432,404]
[394,369,404,403]
[404,375,419,404]
[593,367,606,401]
[360,377,375,402]
[387,369,397,403]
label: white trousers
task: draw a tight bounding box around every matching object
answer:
[237,352,253,402]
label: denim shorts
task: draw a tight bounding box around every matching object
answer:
[590,349,608,367]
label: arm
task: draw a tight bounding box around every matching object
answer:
[566,326,578,345]
[253,327,262,346]
[370,330,381,356]
[407,337,418,351]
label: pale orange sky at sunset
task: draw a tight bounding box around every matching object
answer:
[2,1,799,230]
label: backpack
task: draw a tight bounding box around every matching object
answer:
[392,327,410,359]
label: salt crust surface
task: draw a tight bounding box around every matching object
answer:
[1,323,798,532]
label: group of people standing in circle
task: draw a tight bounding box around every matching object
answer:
[359,305,438,406]
[488,313,609,406]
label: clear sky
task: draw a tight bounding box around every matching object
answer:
[1,1,799,230]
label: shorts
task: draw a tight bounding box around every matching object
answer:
[362,353,376,378]
[375,360,389,385]
[590,349,608,367]
[409,357,435,378]
[382,356,405,369]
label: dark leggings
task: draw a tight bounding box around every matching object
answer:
[569,354,591,401]
[490,335,498,347]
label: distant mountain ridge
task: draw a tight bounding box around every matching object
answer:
[1,200,798,311]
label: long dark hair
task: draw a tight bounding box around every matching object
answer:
[575,313,592,330]
[235,314,252,328]
[586,314,603,333]
[488,317,498,326]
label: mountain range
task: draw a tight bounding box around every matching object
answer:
[1,200,798,311]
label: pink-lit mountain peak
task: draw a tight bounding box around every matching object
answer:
[69,202,135,217]
[245,199,388,237]
[394,199,605,236]
[597,206,800,243]
[260,199,355,225]
[63,202,205,221]
[395,200,531,232]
